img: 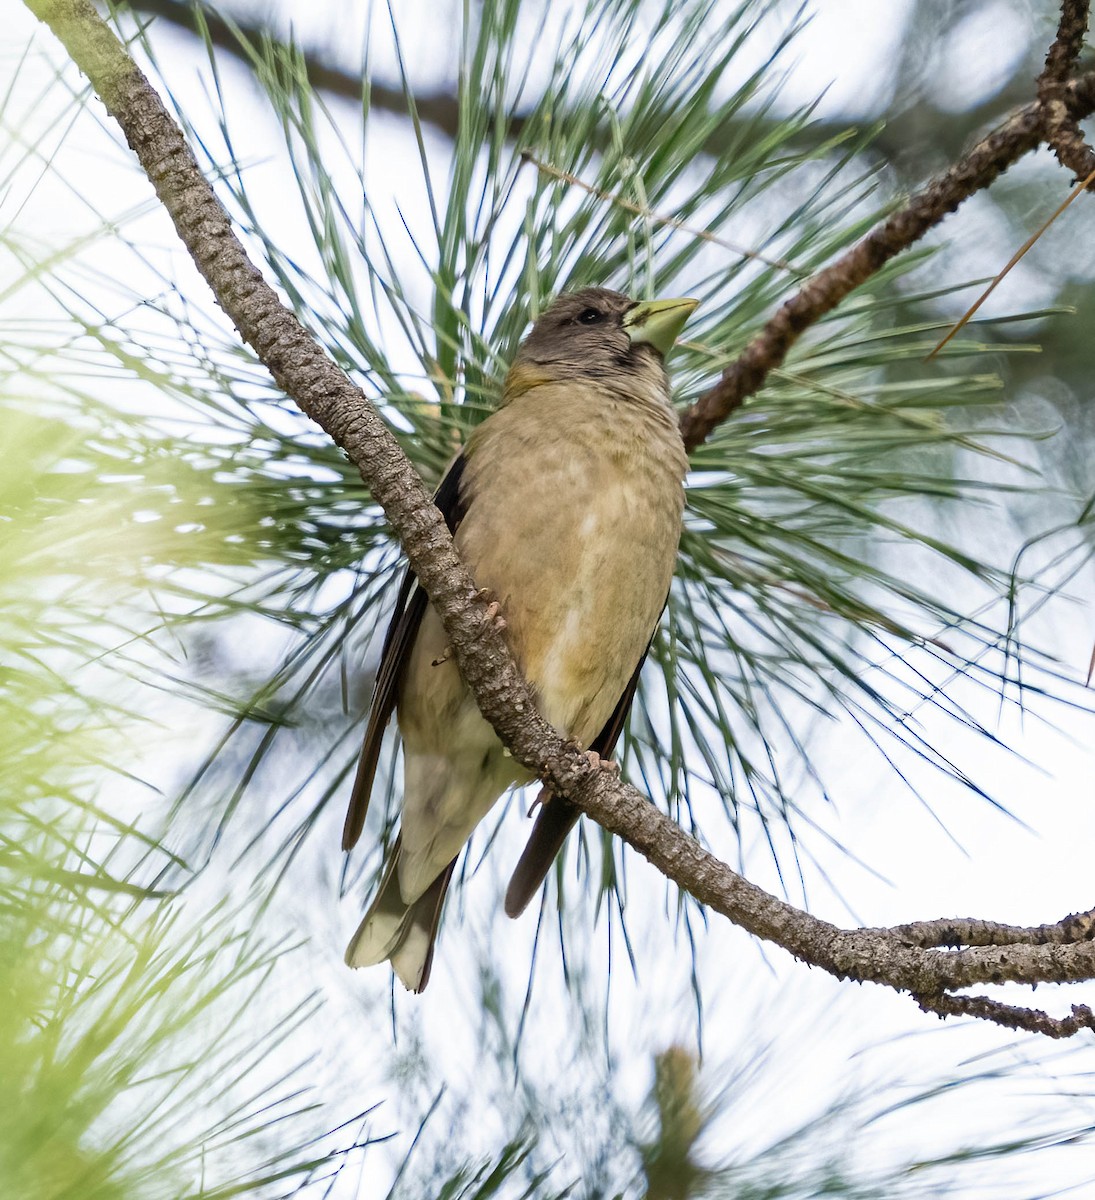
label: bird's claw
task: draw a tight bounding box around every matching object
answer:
[584,749,621,775]
[436,592,506,665]
[560,741,621,776]
[475,587,507,633]
[527,786,549,817]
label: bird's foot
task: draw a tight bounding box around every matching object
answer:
[559,740,621,777]
[527,786,549,817]
[475,587,507,633]
[583,749,621,776]
[435,591,506,665]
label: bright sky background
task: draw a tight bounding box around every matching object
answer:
[6,0,1095,1194]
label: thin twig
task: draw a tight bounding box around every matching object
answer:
[916,991,1095,1038]
[888,909,1095,949]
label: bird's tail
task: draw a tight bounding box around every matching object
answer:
[344,834,456,993]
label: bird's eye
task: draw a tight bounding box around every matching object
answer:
[576,308,602,325]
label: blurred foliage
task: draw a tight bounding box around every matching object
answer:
[640,1047,711,1200]
[0,400,385,1195]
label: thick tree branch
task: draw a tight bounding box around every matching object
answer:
[25,0,1095,1033]
[23,0,560,769]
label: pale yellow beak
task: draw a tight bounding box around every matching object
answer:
[622,297,699,357]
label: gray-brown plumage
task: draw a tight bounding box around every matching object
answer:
[343,286,695,991]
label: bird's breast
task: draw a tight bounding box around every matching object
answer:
[457,393,685,743]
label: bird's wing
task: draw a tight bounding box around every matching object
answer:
[341,452,468,851]
[503,630,654,918]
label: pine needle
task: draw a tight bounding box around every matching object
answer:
[519,151,808,276]
[928,164,1095,360]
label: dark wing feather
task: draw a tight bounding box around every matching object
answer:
[503,631,654,918]
[403,858,457,992]
[341,452,468,851]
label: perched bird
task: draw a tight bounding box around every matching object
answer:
[343,286,695,991]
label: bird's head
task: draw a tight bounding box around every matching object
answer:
[504,287,697,404]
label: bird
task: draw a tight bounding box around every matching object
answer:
[342,286,695,991]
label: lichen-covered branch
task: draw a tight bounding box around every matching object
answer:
[1038,0,1095,183]
[916,992,1095,1039]
[886,909,1095,949]
[23,0,1095,1035]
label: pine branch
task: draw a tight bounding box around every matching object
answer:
[23,0,1095,1035]
[678,58,1095,448]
